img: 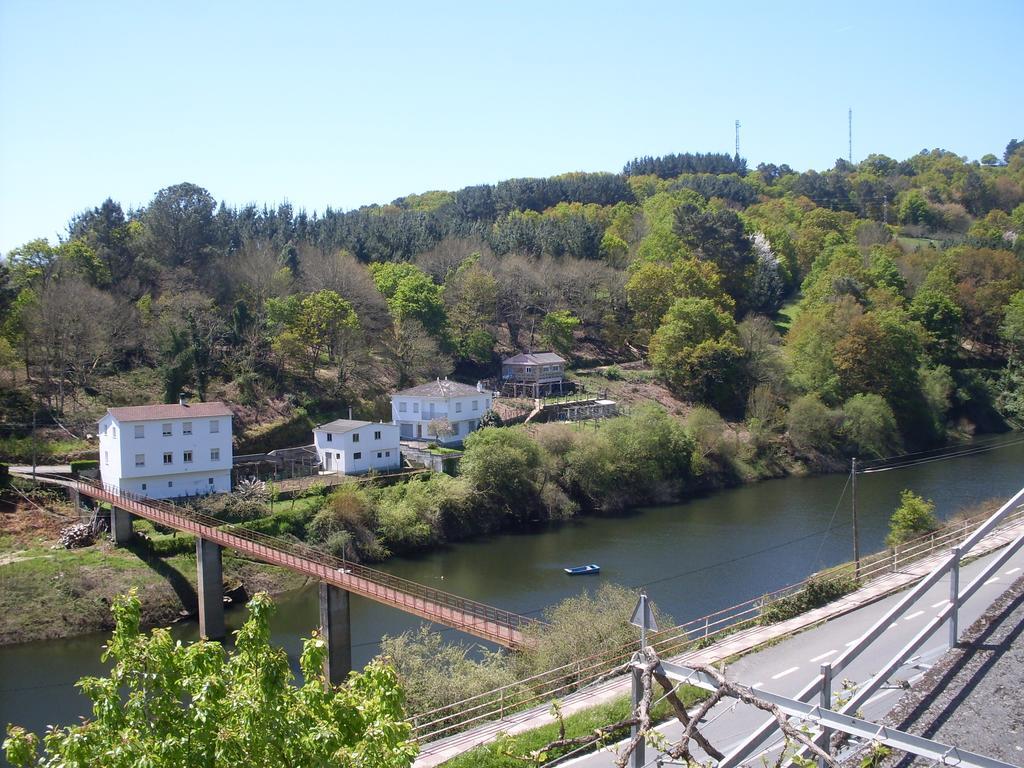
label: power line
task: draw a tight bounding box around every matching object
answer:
[859,436,1024,474]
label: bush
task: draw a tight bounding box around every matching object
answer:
[685,405,735,474]
[886,490,939,546]
[786,394,834,454]
[759,574,859,625]
[70,460,100,476]
[840,393,901,458]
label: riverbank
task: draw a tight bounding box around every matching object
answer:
[0,502,306,645]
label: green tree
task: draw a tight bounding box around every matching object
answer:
[539,310,580,356]
[143,182,217,269]
[460,427,542,522]
[370,262,447,335]
[273,290,359,376]
[673,202,755,307]
[648,297,745,411]
[886,490,939,546]
[3,591,417,768]
[786,394,834,454]
[909,288,963,361]
[1000,290,1024,356]
[840,393,901,458]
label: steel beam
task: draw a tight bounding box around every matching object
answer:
[656,661,1015,768]
[948,547,960,649]
[320,582,352,686]
[196,537,225,640]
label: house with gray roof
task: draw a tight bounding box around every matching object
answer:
[313,419,400,475]
[390,378,492,444]
[501,351,567,397]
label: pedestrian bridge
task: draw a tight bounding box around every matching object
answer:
[14,473,537,680]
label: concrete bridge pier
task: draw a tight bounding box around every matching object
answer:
[68,486,80,513]
[319,582,352,686]
[196,538,225,641]
[110,506,134,545]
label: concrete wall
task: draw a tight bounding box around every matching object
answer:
[391,393,491,445]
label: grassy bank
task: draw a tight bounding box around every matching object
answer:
[0,503,307,645]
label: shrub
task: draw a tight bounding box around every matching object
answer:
[759,574,859,625]
[840,393,901,458]
[886,490,939,547]
[786,394,834,453]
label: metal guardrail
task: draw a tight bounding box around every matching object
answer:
[36,474,537,648]
[408,495,1024,744]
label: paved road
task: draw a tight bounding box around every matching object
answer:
[565,543,1024,767]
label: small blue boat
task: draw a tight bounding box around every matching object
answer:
[564,563,601,575]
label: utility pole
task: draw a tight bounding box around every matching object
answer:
[851,457,860,579]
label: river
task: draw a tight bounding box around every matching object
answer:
[2,434,1023,753]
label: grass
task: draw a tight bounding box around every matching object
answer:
[440,689,703,767]
[774,297,801,333]
[0,435,93,463]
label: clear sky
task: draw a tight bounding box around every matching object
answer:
[1,0,1021,254]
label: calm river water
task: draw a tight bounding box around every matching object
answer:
[2,434,1023,751]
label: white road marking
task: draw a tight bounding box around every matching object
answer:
[810,649,837,662]
[931,600,949,608]
[846,640,857,646]
[866,689,896,706]
[771,666,799,680]
[904,610,925,621]
[985,577,1000,585]
[889,622,899,629]
[752,681,764,689]
[1005,567,1020,575]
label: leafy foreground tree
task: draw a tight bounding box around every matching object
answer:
[3,591,417,768]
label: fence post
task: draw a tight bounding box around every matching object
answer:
[948,547,960,649]
[630,661,645,768]
[818,663,833,768]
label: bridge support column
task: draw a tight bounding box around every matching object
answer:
[319,582,351,686]
[947,547,960,649]
[196,538,225,641]
[110,506,133,545]
[68,487,80,512]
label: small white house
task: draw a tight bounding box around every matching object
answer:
[313,420,401,475]
[391,378,492,445]
[98,399,233,500]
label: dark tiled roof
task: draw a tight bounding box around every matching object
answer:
[316,419,376,434]
[502,352,566,365]
[393,379,483,398]
[106,401,233,423]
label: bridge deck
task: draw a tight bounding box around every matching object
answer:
[28,475,533,648]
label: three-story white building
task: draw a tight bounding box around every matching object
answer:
[98,399,234,499]
[391,379,492,445]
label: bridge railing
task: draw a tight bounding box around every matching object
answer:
[408,496,1024,744]
[72,478,538,643]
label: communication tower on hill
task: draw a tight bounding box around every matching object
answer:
[735,119,741,162]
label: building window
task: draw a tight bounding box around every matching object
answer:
[210,448,220,461]
[455,402,463,413]
[183,421,192,435]
[374,430,381,440]
[163,452,173,465]
[209,420,220,434]
[413,402,419,413]
[112,427,118,438]
[377,452,382,458]
[472,400,478,411]
[526,367,533,373]
[135,454,145,467]
[385,450,391,457]
[399,402,407,413]
[168,481,173,488]
[336,452,341,459]
[352,433,359,443]
[353,451,362,460]
[327,433,333,442]
[103,451,109,465]
[208,477,214,485]
[141,483,147,491]
[134,424,144,439]
[183,450,193,463]
[162,423,172,436]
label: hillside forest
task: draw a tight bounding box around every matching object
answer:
[2,141,1024,480]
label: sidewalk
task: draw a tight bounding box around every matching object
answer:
[414,517,1024,767]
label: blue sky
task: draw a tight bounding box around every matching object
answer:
[1,0,1021,254]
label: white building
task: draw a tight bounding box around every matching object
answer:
[98,400,233,500]
[391,379,492,445]
[313,420,401,475]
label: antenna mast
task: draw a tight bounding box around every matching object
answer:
[848,108,853,164]
[735,119,741,161]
